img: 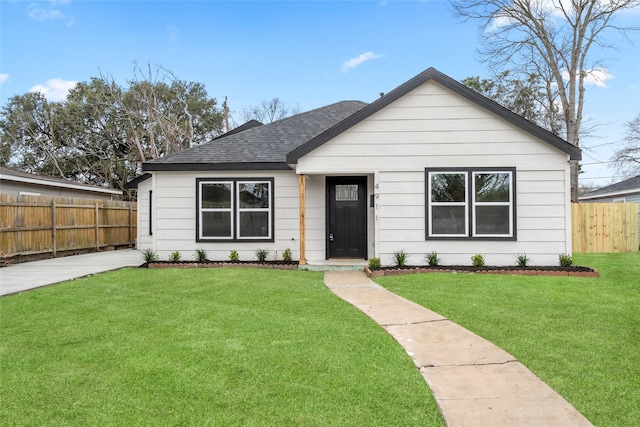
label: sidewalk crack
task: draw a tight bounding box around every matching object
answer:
[420,359,518,369]
[381,318,448,327]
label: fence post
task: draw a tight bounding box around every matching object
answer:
[51,200,57,256]
[95,202,100,250]
[129,204,133,247]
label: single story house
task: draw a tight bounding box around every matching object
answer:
[580,175,640,244]
[134,67,581,266]
[0,167,122,200]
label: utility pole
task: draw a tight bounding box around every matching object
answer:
[223,96,229,133]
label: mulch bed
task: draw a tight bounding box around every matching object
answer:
[142,261,598,277]
[144,261,299,270]
[365,265,599,278]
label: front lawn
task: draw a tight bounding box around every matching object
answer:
[374,253,640,427]
[0,268,443,426]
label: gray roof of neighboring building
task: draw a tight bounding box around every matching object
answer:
[143,101,368,171]
[0,167,122,195]
[580,175,640,200]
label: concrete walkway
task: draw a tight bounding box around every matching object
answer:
[0,249,141,296]
[324,270,593,427]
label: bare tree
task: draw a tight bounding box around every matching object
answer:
[450,0,639,201]
[1,64,223,192]
[462,70,565,135]
[612,113,640,177]
[239,97,300,124]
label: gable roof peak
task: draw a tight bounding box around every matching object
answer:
[286,67,581,163]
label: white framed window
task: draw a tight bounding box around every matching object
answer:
[237,181,271,239]
[426,168,515,240]
[199,181,233,239]
[472,171,513,238]
[197,178,273,241]
[428,172,468,237]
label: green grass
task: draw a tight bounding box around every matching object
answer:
[374,252,640,427]
[0,268,443,426]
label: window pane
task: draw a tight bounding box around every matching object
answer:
[202,211,231,237]
[239,183,270,208]
[335,184,359,201]
[476,206,510,234]
[202,183,232,208]
[432,206,466,235]
[431,173,466,202]
[239,211,269,237]
[475,173,510,202]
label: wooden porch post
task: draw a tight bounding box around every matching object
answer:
[299,174,307,265]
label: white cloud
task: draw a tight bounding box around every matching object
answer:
[341,51,383,73]
[28,4,64,21]
[562,67,613,88]
[0,74,9,84]
[27,1,74,25]
[29,78,77,102]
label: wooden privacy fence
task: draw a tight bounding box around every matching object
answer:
[572,202,639,253]
[0,194,137,257]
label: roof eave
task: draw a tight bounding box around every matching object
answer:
[142,162,292,172]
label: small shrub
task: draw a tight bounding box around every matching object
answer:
[229,250,239,262]
[471,254,485,268]
[559,253,573,267]
[516,253,530,267]
[142,248,158,263]
[169,251,182,263]
[256,249,269,262]
[368,257,381,270]
[282,248,293,262]
[194,247,208,262]
[393,249,408,267]
[425,251,440,267]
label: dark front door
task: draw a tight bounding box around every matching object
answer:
[326,176,367,259]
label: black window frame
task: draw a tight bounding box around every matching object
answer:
[149,190,153,236]
[425,167,517,241]
[196,177,274,242]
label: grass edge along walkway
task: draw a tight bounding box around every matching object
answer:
[374,252,640,427]
[0,268,444,426]
[325,270,592,427]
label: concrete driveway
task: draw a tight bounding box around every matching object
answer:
[0,249,142,296]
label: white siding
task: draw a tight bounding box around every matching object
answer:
[147,170,301,261]
[297,80,573,266]
[136,178,153,250]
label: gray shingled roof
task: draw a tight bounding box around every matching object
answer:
[143,101,367,171]
[580,175,640,199]
[0,167,122,194]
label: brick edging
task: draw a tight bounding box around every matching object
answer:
[147,262,298,270]
[364,266,599,278]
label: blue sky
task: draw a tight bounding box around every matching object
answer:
[1,0,639,187]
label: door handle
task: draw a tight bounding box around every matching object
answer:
[329,233,334,242]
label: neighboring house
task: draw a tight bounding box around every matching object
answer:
[0,167,122,200]
[133,67,581,266]
[580,175,640,244]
